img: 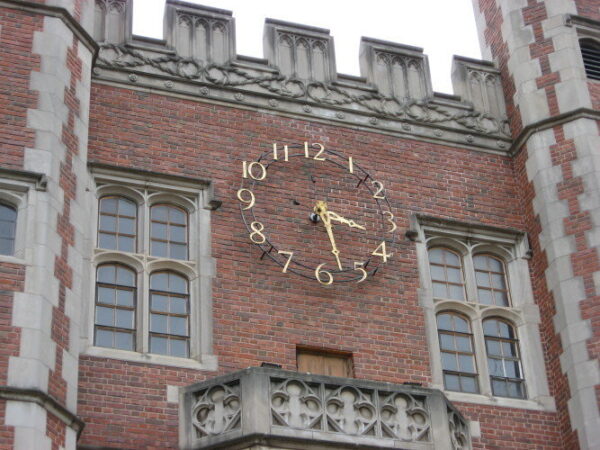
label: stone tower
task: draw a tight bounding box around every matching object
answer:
[472,0,600,448]
[0,0,95,448]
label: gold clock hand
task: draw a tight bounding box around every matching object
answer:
[314,201,343,271]
[327,211,366,230]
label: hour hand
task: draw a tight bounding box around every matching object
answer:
[327,211,366,230]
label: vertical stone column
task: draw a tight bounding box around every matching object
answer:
[0,1,96,449]
[472,0,600,448]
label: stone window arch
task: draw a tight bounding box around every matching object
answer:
[412,215,554,410]
[428,247,465,301]
[98,195,138,252]
[85,166,217,370]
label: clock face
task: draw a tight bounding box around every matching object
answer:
[237,142,397,285]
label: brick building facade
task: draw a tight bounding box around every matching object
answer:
[0,0,599,448]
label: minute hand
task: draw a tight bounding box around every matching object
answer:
[327,211,366,230]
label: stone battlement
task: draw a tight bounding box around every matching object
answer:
[92,0,510,151]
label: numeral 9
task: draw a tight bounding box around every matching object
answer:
[237,188,255,210]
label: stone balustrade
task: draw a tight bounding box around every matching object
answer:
[179,367,470,449]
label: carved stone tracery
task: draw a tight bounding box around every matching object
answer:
[271,379,322,430]
[191,383,241,438]
[380,392,430,441]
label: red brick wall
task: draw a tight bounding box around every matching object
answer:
[575,0,600,20]
[0,7,41,170]
[76,84,563,448]
[0,263,25,449]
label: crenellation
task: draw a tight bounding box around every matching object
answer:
[451,55,507,119]
[359,37,433,101]
[164,0,236,64]
[93,0,131,44]
[263,19,337,84]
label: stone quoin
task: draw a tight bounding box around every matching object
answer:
[0,0,599,449]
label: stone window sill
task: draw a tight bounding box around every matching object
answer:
[444,390,556,411]
[83,346,218,371]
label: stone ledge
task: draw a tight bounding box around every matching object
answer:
[0,386,84,437]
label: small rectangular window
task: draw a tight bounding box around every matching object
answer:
[297,348,353,378]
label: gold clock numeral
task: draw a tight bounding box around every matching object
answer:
[313,143,326,161]
[383,211,397,232]
[315,263,333,285]
[348,156,354,174]
[242,161,267,180]
[353,262,367,283]
[273,143,289,161]
[372,241,391,263]
[278,250,294,273]
[249,221,266,244]
[372,180,385,199]
[303,142,326,161]
[237,188,255,210]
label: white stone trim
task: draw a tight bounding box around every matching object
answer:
[414,216,555,411]
[80,167,217,369]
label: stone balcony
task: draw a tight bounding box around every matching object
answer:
[179,367,470,449]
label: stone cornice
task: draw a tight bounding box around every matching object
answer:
[92,59,512,154]
[0,0,98,56]
[0,166,47,191]
[0,386,85,437]
[509,107,600,156]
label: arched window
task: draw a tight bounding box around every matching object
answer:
[98,196,137,252]
[0,203,17,256]
[473,254,509,306]
[149,271,189,357]
[95,264,136,350]
[483,318,525,399]
[437,312,478,393]
[428,248,465,300]
[580,38,600,80]
[150,205,188,260]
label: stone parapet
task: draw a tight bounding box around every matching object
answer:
[179,367,470,449]
[91,0,511,153]
[451,56,506,119]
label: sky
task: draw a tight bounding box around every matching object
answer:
[133,0,482,94]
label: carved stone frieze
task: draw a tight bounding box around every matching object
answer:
[191,383,241,438]
[96,43,510,138]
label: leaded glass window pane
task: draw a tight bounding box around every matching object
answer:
[437,312,479,393]
[150,205,188,260]
[94,264,136,351]
[484,318,526,399]
[428,248,465,301]
[149,271,189,358]
[98,196,137,252]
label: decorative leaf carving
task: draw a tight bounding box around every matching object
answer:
[97,44,510,137]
